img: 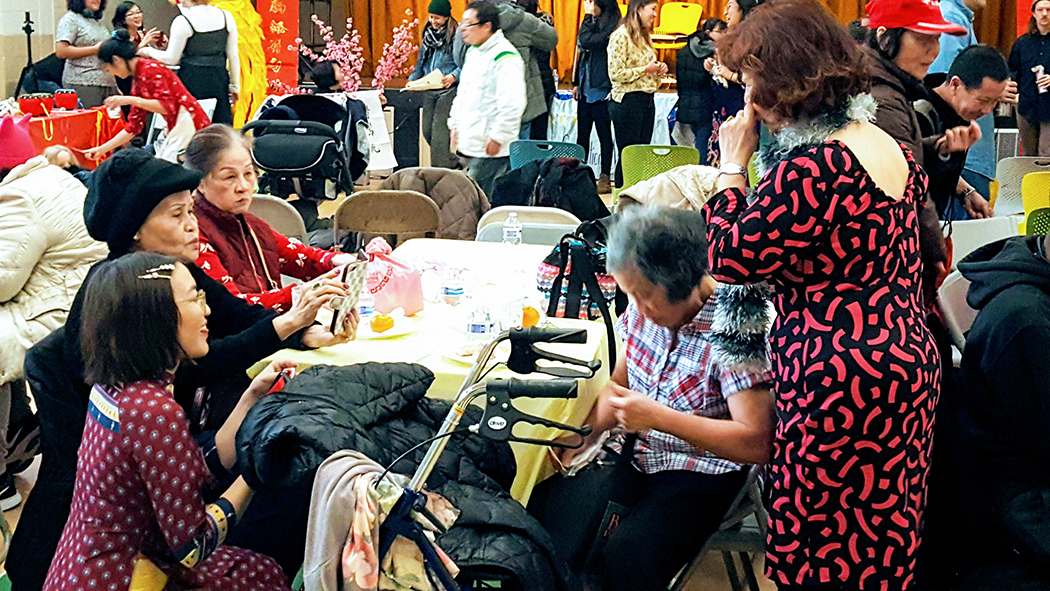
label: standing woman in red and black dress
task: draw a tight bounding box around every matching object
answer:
[701,1,940,590]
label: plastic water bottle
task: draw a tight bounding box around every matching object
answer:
[1036,65,1048,94]
[442,268,465,306]
[553,69,559,91]
[357,286,375,317]
[502,213,523,246]
[466,303,495,340]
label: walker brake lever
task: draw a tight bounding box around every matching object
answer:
[507,328,601,379]
[476,379,592,448]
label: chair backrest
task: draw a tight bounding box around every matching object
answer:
[1027,207,1050,236]
[620,145,701,191]
[249,194,308,243]
[476,222,578,246]
[332,190,441,247]
[995,157,1050,216]
[1022,171,1050,220]
[146,98,219,145]
[655,2,704,35]
[509,140,587,170]
[477,205,582,233]
[945,216,1020,270]
[938,270,976,352]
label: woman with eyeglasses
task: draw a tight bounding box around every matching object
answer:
[43,252,291,591]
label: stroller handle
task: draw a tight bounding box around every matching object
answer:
[241,119,342,143]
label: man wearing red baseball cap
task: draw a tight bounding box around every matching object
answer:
[867,0,968,37]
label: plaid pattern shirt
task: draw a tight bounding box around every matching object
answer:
[611,286,773,475]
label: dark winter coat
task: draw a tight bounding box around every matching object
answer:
[1009,31,1050,124]
[674,35,716,126]
[236,363,568,590]
[491,158,611,221]
[573,14,617,99]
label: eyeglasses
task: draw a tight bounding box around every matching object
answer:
[125,9,142,16]
[180,289,208,312]
[460,21,481,29]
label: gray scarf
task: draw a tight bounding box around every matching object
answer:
[422,23,449,51]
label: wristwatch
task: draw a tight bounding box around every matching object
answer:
[719,162,747,177]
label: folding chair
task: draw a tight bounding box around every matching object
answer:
[994,157,1050,217]
[509,140,587,170]
[476,221,578,246]
[620,145,701,191]
[669,465,767,591]
[249,194,308,243]
[477,205,582,234]
[938,270,977,357]
[332,190,441,250]
[654,2,704,35]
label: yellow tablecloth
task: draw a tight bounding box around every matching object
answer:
[249,239,609,503]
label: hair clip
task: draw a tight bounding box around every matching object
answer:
[138,263,176,280]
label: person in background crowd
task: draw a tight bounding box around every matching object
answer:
[310,60,343,92]
[929,0,1017,209]
[917,45,1008,219]
[557,206,775,591]
[140,0,241,126]
[673,18,727,156]
[490,0,558,139]
[922,233,1050,591]
[85,31,212,163]
[56,0,117,108]
[111,1,167,99]
[408,0,466,169]
[42,252,291,591]
[608,0,666,188]
[848,18,870,43]
[573,0,619,194]
[0,116,107,512]
[187,125,362,312]
[705,1,940,589]
[1010,0,1050,156]
[517,0,556,140]
[448,0,527,198]
[705,0,760,166]
[866,0,962,308]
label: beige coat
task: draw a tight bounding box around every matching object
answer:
[617,165,721,212]
[0,157,108,383]
[380,167,490,240]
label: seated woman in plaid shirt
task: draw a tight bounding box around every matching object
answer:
[557,206,775,591]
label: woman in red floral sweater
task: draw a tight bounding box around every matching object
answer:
[186,125,357,312]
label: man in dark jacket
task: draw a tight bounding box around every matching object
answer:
[927,235,1050,590]
[673,19,725,155]
[916,45,1009,219]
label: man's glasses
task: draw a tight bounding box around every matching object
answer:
[460,21,481,29]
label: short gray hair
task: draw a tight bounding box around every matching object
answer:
[607,207,710,303]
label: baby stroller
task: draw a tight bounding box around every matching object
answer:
[243,94,370,235]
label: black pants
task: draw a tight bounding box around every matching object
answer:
[608,91,655,187]
[577,99,613,176]
[420,87,458,169]
[598,468,746,591]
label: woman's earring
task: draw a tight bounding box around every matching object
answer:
[134,234,141,241]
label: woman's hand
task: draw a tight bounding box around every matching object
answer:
[301,308,359,348]
[606,383,666,433]
[138,28,160,49]
[718,102,759,169]
[584,0,596,15]
[243,359,298,403]
[1038,74,1050,92]
[330,253,357,267]
[229,90,239,104]
[441,74,456,88]
[643,60,664,76]
[83,147,107,161]
[273,269,346,337]
[1000,79,1018,105]
[704,57,716,73]
[103,95,136,109]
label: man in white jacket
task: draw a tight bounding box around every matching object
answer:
[448,0,527,198]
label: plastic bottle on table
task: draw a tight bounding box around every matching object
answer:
[442,268,465,306]
[466,303,495,340]
[358,286,375,317]
[502,213,523,246]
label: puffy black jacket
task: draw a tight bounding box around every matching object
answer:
[491,158,611,222]
[236,363,568,590]
[674,35,716,126]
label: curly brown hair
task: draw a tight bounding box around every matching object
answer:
[716,0,870,123]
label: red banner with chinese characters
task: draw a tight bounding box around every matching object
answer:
[259,0,298,88]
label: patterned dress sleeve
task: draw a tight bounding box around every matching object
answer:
[703,149,838,284]
[274,229,336,282]
[196,231,295,311]
[124,385,237,569]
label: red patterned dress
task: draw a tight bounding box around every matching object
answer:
[43,376,289,591]
[703,141,940,590]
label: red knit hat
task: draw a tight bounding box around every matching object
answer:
[0,115,38,170]
[865,0,968,36]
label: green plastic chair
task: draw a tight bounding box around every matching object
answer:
[619,145,701,191]
[509,140,587,169]
[1026,207,1050,235]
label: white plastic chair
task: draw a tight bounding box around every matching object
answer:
[938,270,977,356]
[945,216,1021,270]
[994,157,1050,217]
[476,206,582,235]
[249,194,308,243]
[475,222,577,246]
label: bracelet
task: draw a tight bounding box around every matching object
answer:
[960,186,977,199]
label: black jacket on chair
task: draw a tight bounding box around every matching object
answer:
[491,158,611,222]
[674,35,717,127]
[236,362,568,591]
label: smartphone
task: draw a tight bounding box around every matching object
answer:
[329,259,368,335]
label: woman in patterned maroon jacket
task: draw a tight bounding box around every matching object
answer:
[701,1,940,590]
[186,125,360,312]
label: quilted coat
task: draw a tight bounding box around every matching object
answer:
[236,363,567,590]
[0,157,107,384]
[380,167,490,240]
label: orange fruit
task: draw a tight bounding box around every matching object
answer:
[522,306,540,328]
[370,314,395,333]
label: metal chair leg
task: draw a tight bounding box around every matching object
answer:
[739,551,761,591]
[722,551,744,591]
